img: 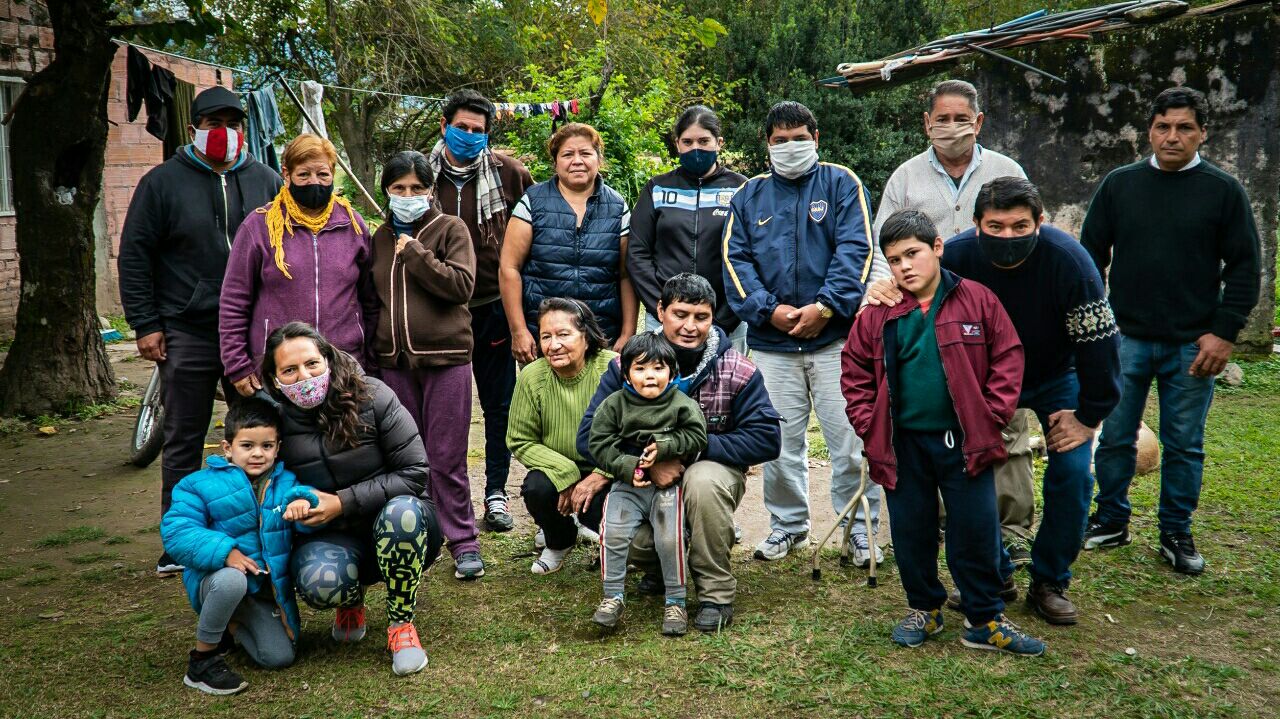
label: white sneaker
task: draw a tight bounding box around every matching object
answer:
[534,528,546,550]
[753,530,809,561]
[733,523,743,545]
[851,532,884,568]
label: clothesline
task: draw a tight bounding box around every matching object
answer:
[115,39,581,108]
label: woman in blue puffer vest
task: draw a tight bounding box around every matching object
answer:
[161,397,318,694]
[498,122,638,363]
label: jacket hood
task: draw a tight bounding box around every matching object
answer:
[688,324,732,389]
[174,145,257,176]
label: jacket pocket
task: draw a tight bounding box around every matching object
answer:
[180,279,222,317]
[935,318,986,348]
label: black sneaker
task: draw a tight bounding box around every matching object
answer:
[693,602,734,633]
[215,629,236,657]
[157,551,183,577]
[1003,535,1032,568]
[483,494,515,533]
[184,652,248,695]
[636,571,664,596]
[1082,515,1131,551]
[1159,532,1205,575]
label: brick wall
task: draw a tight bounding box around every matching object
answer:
[0,0,233,337]
[0,0,54,335]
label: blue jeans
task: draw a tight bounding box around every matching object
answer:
[1093,336,1215,535]
[1020,371,1093,588]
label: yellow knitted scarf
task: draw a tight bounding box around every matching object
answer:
[262,185,363,279]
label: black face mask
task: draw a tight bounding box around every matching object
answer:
[289,182,334,210]
[978,228,1039,268]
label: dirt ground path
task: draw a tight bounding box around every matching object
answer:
[0,343,875,598]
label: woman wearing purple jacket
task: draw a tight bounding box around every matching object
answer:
[220,134,378,395]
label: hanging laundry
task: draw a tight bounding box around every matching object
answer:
[125,46,177,141]
[569,99,580,114]
[163,78,195,160]
[244,87,285,171]
[299,80,328,138]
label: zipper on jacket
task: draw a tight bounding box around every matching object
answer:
[311,232,321,331]
[691,177,702,273]
[220,174,231,249]
[253,473,295,641]
[930,280,967,458]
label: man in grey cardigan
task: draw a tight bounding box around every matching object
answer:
[866,79,1037,572]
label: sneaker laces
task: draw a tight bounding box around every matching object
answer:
[993,615,1032,639]
[386,623,421,653]
[1169,533,1197,554]
[900,609,931,631]
[486,495,509,515]
[852,532,870,551]
[764,529,790,546]
[664,604,687,622]
[596,596,624,614]
[335,605,365,634]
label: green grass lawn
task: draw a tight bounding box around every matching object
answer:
[1,360,1278,718]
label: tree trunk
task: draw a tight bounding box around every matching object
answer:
[0,0,116,415]
[329,89,382,202]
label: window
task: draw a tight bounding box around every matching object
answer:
[0,79,21,215]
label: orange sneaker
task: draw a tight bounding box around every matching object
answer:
[332,605,366,642]
[387,622,428,675]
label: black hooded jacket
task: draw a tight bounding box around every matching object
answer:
[117,147,282,337]
[626,164,748,330]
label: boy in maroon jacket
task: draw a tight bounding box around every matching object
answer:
[842,210,1044,656]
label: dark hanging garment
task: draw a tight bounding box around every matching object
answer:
[145,65,177,141]
[243,87,285,172]
[126,46,151,122]
[164,79,196,159]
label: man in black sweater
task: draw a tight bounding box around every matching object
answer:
[117,87,282,576]
[868,177,1122,626]
[1081,87,1261,576]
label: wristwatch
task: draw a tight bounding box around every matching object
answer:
[815,302,834,319]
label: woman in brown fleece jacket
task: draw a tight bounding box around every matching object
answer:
[371,150,487,581]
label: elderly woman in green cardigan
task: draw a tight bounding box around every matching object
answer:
[506,297,617,575]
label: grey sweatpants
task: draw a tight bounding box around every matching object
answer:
[197,567,295,669]
[601,483,685,602]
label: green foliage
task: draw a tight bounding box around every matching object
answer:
[498,48,676,204]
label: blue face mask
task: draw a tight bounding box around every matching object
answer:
[444,125,489,163]
[679,149,718,177]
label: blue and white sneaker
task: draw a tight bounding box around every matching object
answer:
[962,615,1046,656]
[891,608,944,648]
[852,532,884,568]
[754,530,809,561]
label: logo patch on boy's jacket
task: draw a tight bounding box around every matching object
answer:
[962,323,983,337]
[809,200,828,223]
[717,190,735,206]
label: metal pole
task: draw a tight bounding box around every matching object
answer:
[274,76,383,214]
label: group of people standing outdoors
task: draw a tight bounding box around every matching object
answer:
[117,75,1260,692]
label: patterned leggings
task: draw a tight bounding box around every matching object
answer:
[292,495,442,624]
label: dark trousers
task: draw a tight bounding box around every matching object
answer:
[521,469,608,551]
[470,301,518,498]
[885,428,1005,626]
[1019,370,1094,588]
[158,328,236,518]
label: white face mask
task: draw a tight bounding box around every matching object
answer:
[388,194,431,224]
[768,140,818,179]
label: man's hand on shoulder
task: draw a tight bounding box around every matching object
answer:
[865,278,903,308]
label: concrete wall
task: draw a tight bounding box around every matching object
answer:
[969,4,1279,354]
[0,0,233,336]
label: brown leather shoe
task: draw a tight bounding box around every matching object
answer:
[1026,580,1078,625]
[946,577,1018,611]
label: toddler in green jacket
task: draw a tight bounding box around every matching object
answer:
[588,333,707,636]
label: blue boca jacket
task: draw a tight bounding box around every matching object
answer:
[722,162,875,352]
[160,455,318,641]
[521,177,628,340]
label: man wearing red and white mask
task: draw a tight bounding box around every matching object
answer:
[864,80,1039,575]
[119,86,283,576]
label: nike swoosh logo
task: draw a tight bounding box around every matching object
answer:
[757,217,772,226]
[489,338,508,348]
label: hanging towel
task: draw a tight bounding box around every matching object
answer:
[163,78,195,160]
[299,80,328,138]
[570,99,579,114]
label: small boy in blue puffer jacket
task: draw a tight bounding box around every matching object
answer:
[161,397,318,695]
